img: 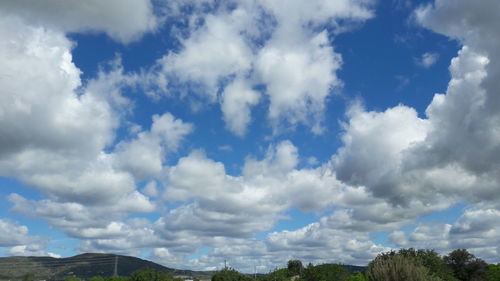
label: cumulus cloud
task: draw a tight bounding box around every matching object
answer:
[221,79,260,136]
[389,207,500,262]
[0,15,135,206]
[0,219,42,248]
[2,0,500,270]
[265,214,389,266]
[0,0,158,43]
[0,219,49,257]
[416,52,439,68]
[147,0,374,135]
[114,113,194,180]
[159,141,350,240]
[0,10,187,247]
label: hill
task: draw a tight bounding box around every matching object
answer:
[0,253,212,281]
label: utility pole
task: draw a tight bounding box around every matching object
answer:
[113,255,118,277]
[224,259,227,269]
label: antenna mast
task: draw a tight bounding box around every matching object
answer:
[113,255,118,277]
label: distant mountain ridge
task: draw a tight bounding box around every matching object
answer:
[0,253,212,281]
[0,253,367,281]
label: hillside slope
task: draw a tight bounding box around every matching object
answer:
[0,253,211,281]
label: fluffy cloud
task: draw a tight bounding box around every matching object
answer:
[389,207,500,263]
[0,15,133,205]
[149,0,374,135]
[255,31,341,133]
[221,79,260,137]
[0,0,158,43]
[416,52,439,68]
[2,0,500,270]
[114,113,193,180]
[0,219,41,247]
[159,9,254,101]
[157,141,372,241]
[0,219,49,257]
[265,214,389,266]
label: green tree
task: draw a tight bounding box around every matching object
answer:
[259,268,289,281]
[90,276,105,281]
[486,264,500,281]
[288,260,304,277]
[389,248,456,281]
[444,249,487,281]
[212,268,253,281]
[367,254,442,281]
[106,277,129,281]
[349,272,367,281]
[129,268,173,281]
[22,273,34,281]
[301,263,349,281]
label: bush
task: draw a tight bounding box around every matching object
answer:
[444,249,487,281]
[301,263,349,281]
[486,264,500,281]
[212,268,253,281]
[288,260,304,277]
[367,254,442,281]
[349,272,367,281]
[129,268,174,281]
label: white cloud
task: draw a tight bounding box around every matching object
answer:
[159,9,254,101]
[221,79,260,136]
[416,52,439,68]
[148,0,374,135]
[265,214,389,266]
[114,113,193,180]
[333,103,431,204]
[389,207,500,263]
[0,0,158,43]
[255,31,341,134]
[0,219,42,247]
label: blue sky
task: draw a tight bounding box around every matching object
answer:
[1,0,500,272]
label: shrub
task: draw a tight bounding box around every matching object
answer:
[367,254,442,281]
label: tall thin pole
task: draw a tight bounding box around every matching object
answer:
[113,255,118,277]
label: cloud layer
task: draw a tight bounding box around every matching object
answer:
[0,0,499,272]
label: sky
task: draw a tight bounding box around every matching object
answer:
[0,0,500,273]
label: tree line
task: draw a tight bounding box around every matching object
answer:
[212,248,500,281]
[29,248,498,281]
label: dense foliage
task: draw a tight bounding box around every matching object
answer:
[301,263,350,281]
[20,249,498,281]
[369,248,456,281]
[211,268,253,281]
[367,254,443,281]
[485,264,500,281]
[444,249,488,281]
[287,260,304,277]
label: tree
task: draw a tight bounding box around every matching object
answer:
[129,268,174,281]
[259,268,289,281]
[212,268,253,281]
[444,249,487,281]
[349,272,367,281]
[288,260,304,277]
[367,254,443,281]
[301,263,349,281]
[485,264,500,281]
[394,248,456,281]
[22,273,34,281]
